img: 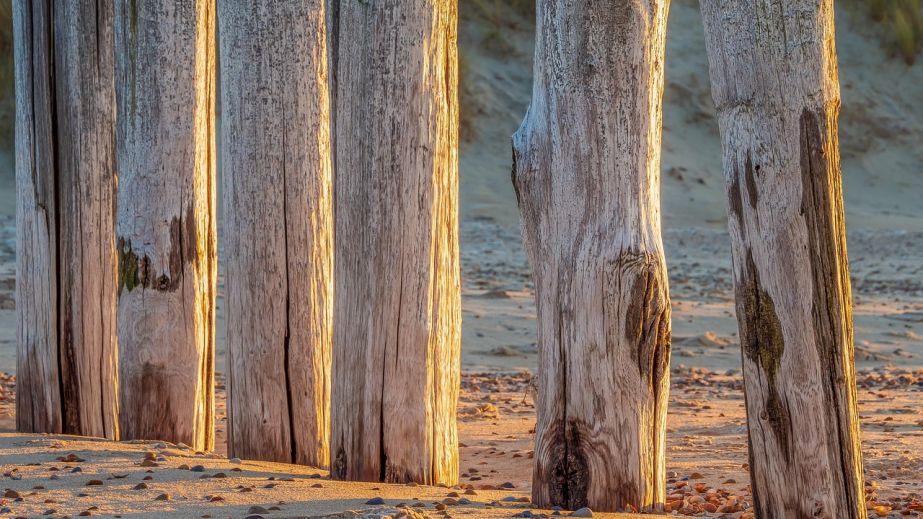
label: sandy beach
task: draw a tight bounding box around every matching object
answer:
[0,0,921,517]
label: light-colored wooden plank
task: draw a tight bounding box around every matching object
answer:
[14,0,119,439]
[330,0,461,486]
[219,1,333,467]
[114,0,217,452]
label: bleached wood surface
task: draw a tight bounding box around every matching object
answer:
[219,1,333,467]
[512,0,672,511]
[114,0,217,452]
[14,0,119,439]
[699,0,866,516]
[329,0,461,485]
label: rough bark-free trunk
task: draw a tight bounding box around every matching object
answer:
[699,1,866,517]
[512,0,672,512]
[329,0,461,486]
[114,0,217,452]
[14,0,119,439]
[219,2,333,467]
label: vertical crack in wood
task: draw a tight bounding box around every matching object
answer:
[327,0,339,194]
[45,0,71,435]
[280,83,297,464]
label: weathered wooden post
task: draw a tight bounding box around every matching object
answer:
[219,1,333,466]
[329,0,461,485]
[512,0,672,512]
[14,0,119,439]
[114,0,217,452]
[699,0,867,516]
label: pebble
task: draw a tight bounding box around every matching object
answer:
[366,497,386,505]
[229,458,242,464]
[570,507,593,518]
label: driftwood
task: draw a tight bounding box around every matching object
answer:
[699,0,867,516]
[114,0,217,452]
[14,0,119,439]
[329,0,461,485]
[512,0,672,511]
[219,1,333,466]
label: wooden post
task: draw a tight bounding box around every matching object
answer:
[114,0,217,452]
[14,0,119,439]
[218,1,333,467]
[329,0,461,485]
[512,0,672,512]
[699,0,866,516]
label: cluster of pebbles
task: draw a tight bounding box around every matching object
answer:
[0,365,919,517]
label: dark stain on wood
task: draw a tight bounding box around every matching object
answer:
[622,253,671,386]
[511,144,522,207]
[121,362,176,442]
[58,288,80,435]
[118,205,197,294]
[799,108,848,368]
[728,168,743,223]
[738,248,792,460]
[799,107,865,518]
[562,420,589,510]
[332,446,347,480]
[744,152,758,209]
[540,418,590,510]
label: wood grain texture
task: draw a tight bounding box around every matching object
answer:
[14,0,120,439]
[699,1,866,517]
[114,0,217,452]
[512,0,672,512]
[219,1,333,467]
[329,0,461,486]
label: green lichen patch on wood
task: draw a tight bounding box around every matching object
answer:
[739,250,785,378]
[118,219,191,294]
[118,239,144,293]
[738,248,792,459]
